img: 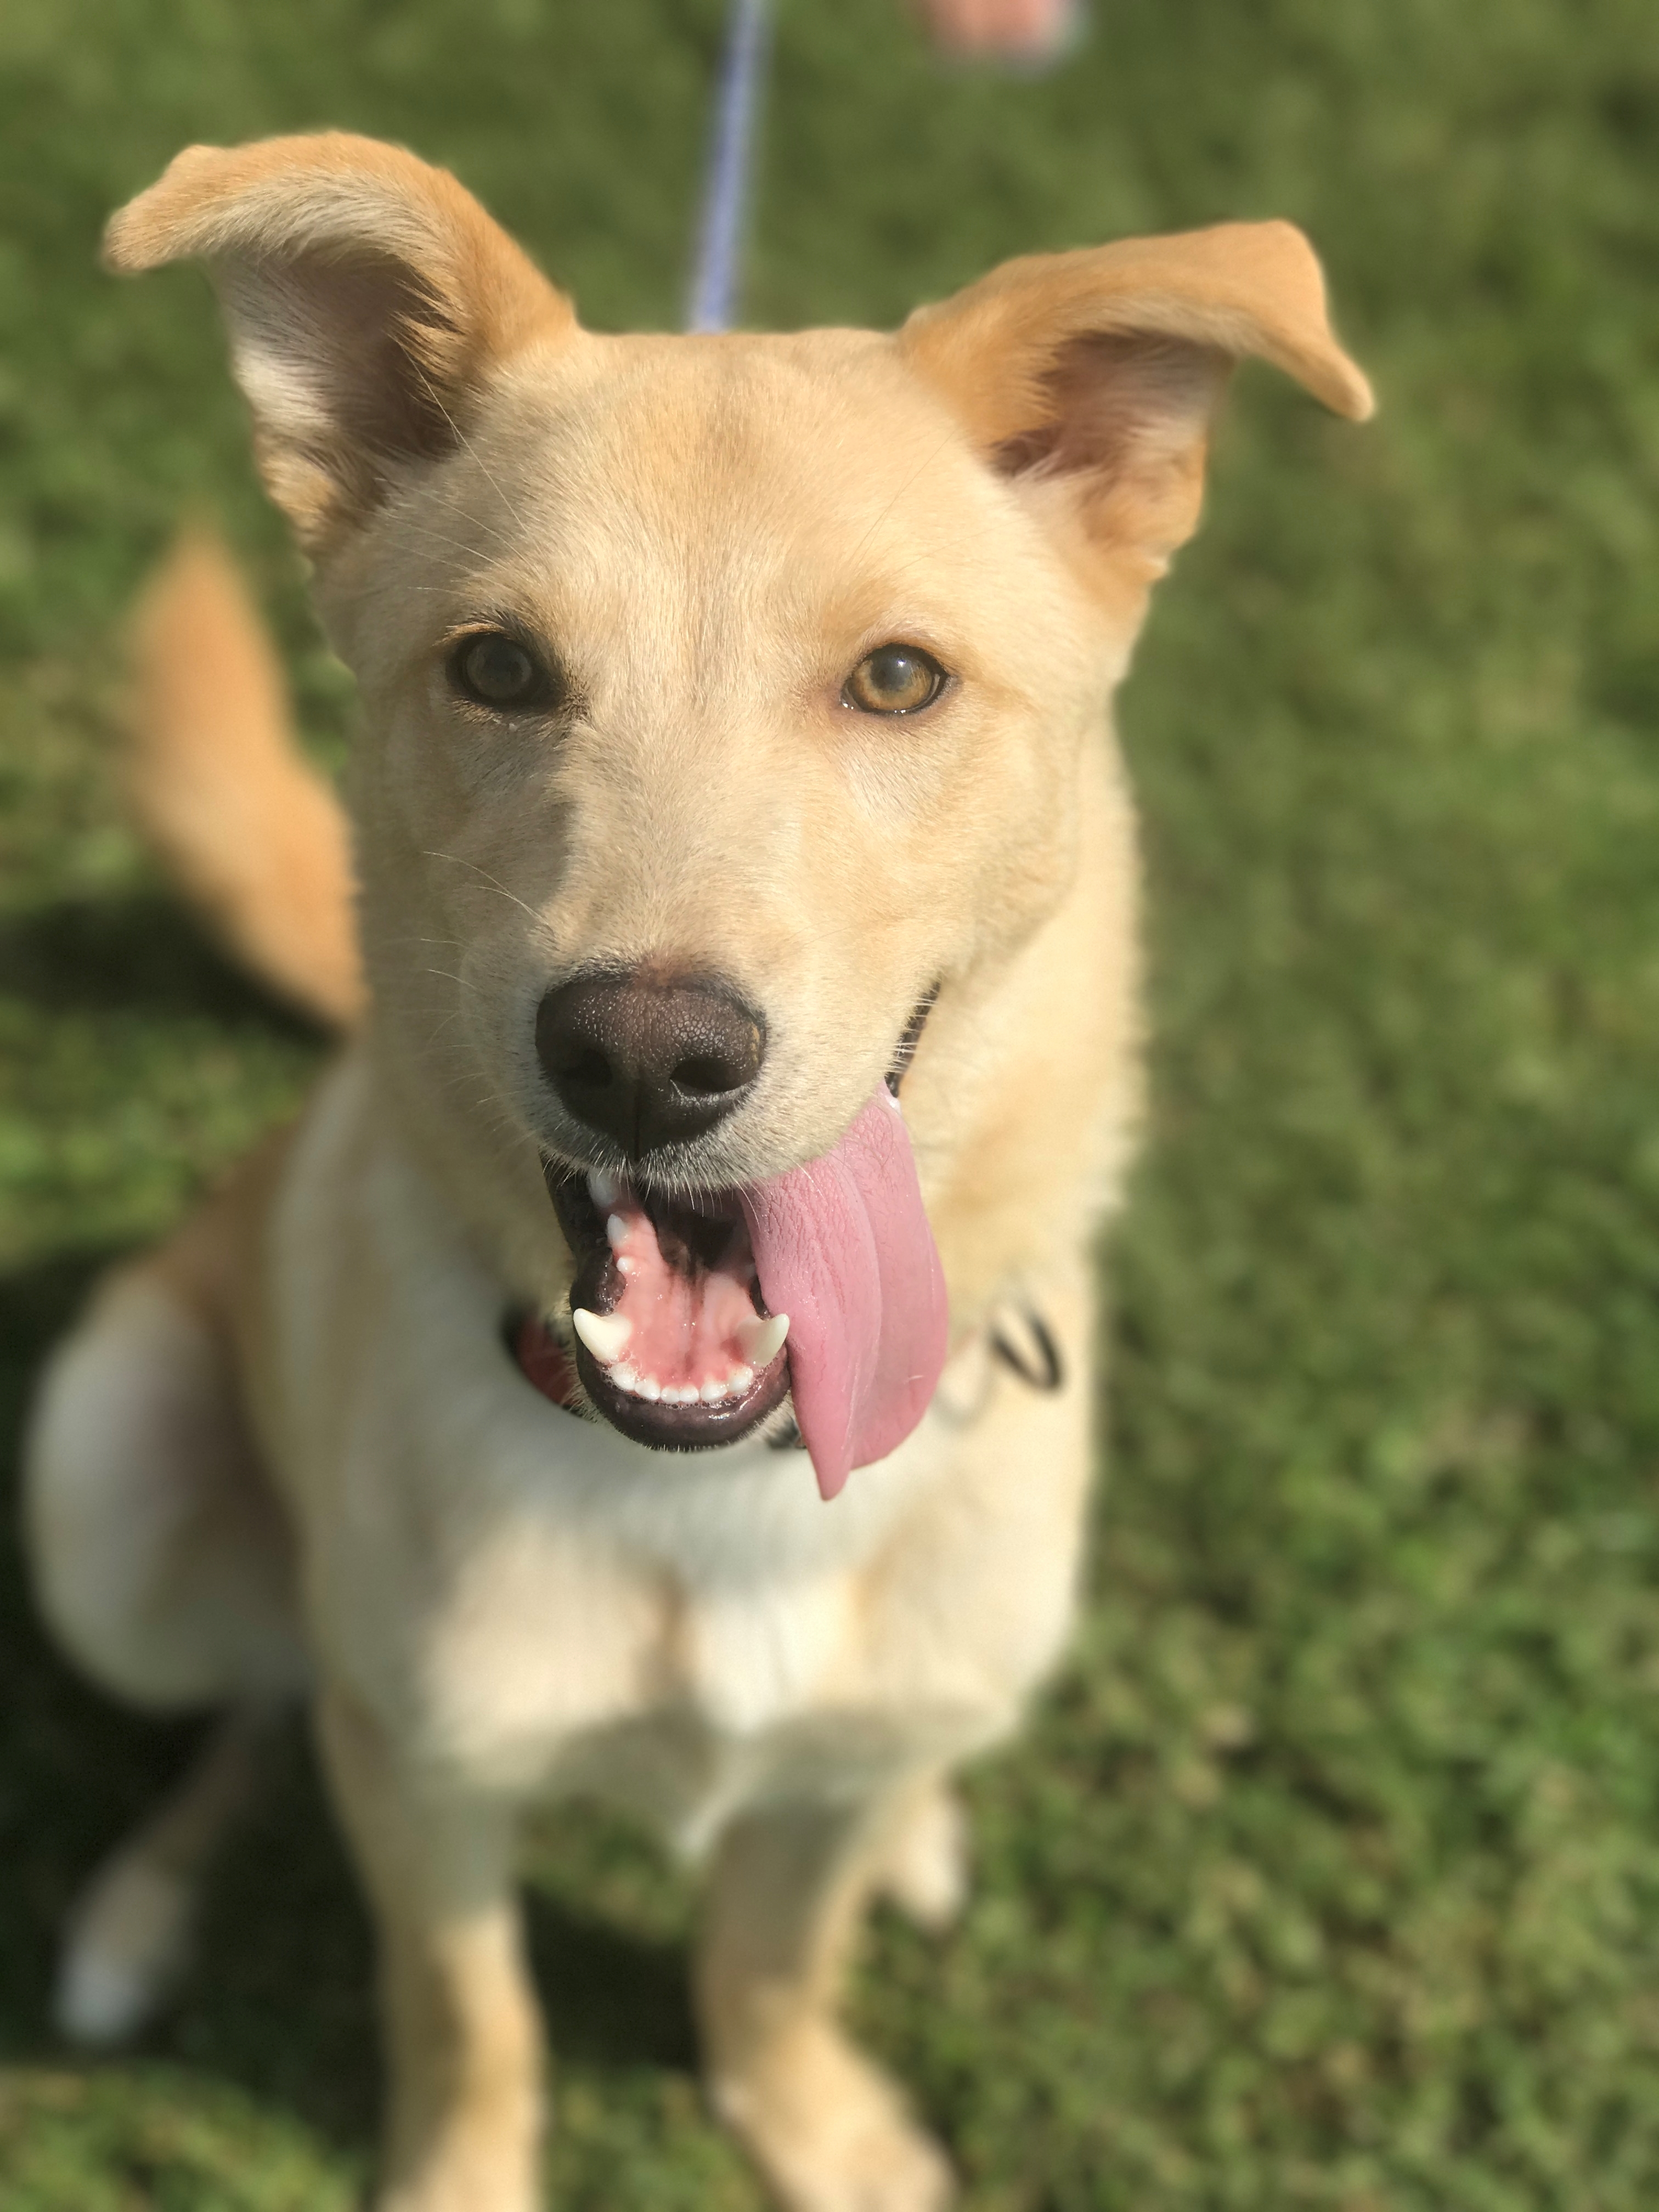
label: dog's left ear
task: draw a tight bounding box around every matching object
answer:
[104,133,577,557]
[899,222,1372,595]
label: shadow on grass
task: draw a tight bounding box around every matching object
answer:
[0,1240,702,2166]
[0,891,323,1034]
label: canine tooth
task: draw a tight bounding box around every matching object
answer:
[737,1313,789,1368]
[701,1379,728,1403]
[606,1212,629,1251]
[572,1308,632,1364]
[611,1364,640,1394]
[587,1170,620,1209]
[728,1364,755,1393]
[637,1376,662,1401]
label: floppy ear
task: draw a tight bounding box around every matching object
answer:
[104,133,576,556]
[899,221,1372,594]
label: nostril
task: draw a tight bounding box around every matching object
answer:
[673,1050,753,1097]
[557,1045,614,1090]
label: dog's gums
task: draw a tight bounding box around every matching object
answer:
[544,1163,794,1450]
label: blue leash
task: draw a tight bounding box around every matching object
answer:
[682,0,1085,331]
[685,0,774,333]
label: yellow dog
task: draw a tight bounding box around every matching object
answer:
[26,134,1369,2210]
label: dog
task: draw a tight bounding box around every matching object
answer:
[22,133,1370,2211]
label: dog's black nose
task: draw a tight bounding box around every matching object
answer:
[535,968,766,1159]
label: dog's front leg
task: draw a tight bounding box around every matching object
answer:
[317,1688,542,2212]
[697,1790,955,2212]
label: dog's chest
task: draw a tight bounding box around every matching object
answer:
[416,1493,857,1757]
[413,1511,917,1835]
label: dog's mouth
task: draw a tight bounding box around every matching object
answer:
[538,1001,951,1499]
[544,1166,795,1451]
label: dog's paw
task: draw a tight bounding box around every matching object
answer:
[713,2022,955,2212]
[54,1852,196,2046]
[376,2155,539,2212]
[877,1784,969,1932]
[375,2108,541,2212]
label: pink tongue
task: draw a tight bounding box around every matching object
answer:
[740,1088,949,1502]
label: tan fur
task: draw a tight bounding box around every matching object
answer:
[27,133,1368,2210]
[104,134,574,556]
[126,534,364,1029]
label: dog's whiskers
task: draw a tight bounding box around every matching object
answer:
[419,849,551,933]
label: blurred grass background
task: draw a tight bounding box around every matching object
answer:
[2,0,1658,2204]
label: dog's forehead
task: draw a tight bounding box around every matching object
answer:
[470,329,1012,592]
[346,328,1083,697]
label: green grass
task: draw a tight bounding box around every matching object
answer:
[3,0,1658,2204]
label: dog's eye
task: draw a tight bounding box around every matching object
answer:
[842,645,947,716]
[450,631,555,712]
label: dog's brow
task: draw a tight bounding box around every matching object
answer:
[396,517,518,569]
[414,369,529,541]
[417,484,520,556]
[840,423,964,576]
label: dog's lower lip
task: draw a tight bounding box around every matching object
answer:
[571,1333,792,1452]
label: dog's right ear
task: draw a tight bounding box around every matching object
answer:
[105,134,576,556]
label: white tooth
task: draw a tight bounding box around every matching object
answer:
[728,1364,755,1394]
[572,1308,632,1364]
[673,1385,699,1405]
[587,1169,620,1209]
[617,1256,638,1276]
[611,1364,640,1394]
[701,1379,728,1403]
[637,1376,662,1401]
[737,1313,789,1368]
[606,1212,629,1251]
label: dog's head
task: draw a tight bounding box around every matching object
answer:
[107,136,1369,1491]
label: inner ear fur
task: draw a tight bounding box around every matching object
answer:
[899,221,1373,585]
[104,133,577,555]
